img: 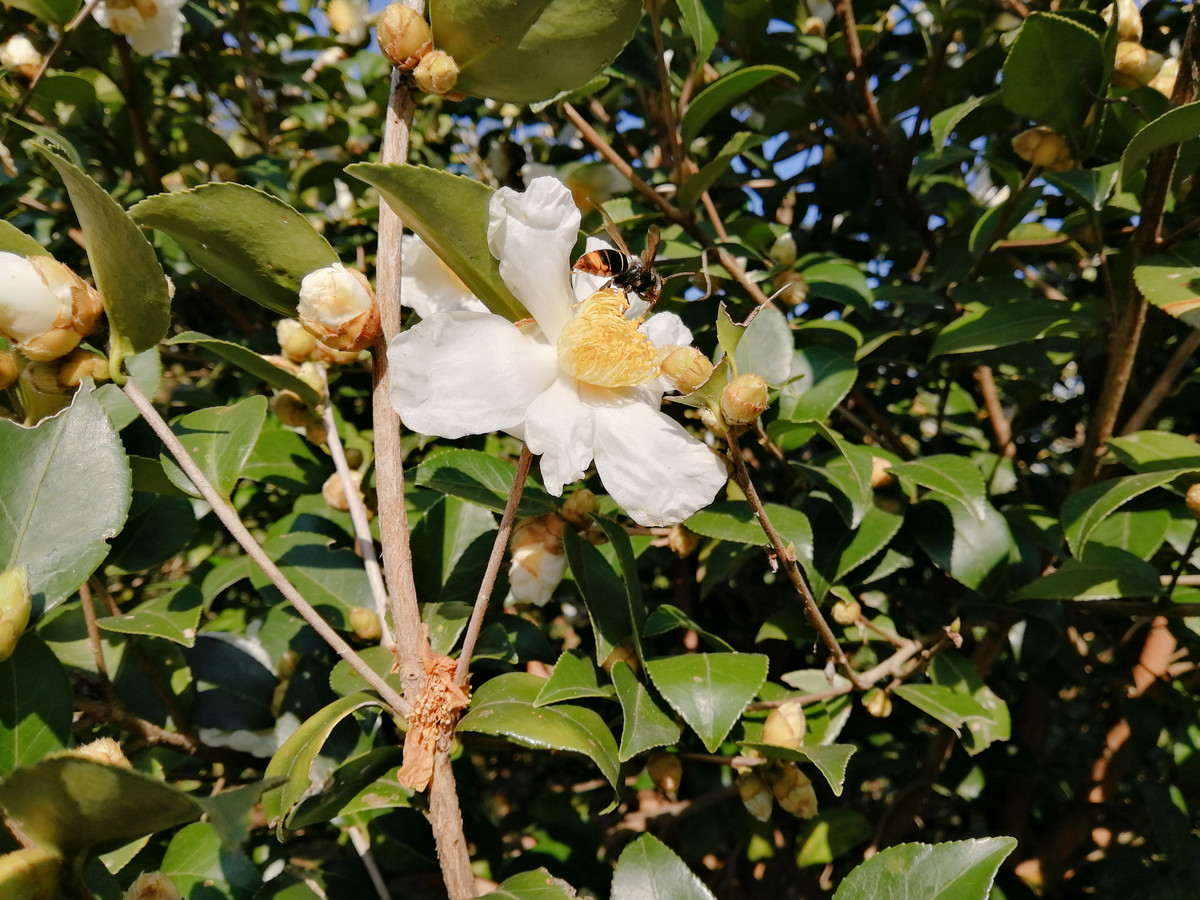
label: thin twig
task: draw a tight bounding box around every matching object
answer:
[646,0,685,175]
[77,581,109,678]
[347,825,392,900]
[974,365,1015,458]
[122,377,409,717]
[1119,328,1200,435]
[4,0,101,133]
[454,447,533,687]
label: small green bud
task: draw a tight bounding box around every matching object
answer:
[376,3,433,70]
[720,373,770,425]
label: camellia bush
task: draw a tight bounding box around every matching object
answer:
[2,0,1200,896]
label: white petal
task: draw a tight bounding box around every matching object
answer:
[524,377,595,495]
[400,234,486,317]
[0,252,60,342]
[592,401,726,526]
[388,312,556,439]
[126,2,184,54]
[487,176,578,341]
[642,311,693,348]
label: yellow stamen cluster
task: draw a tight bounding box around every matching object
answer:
[556,288,659,388]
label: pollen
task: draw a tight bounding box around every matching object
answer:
[556,288,659,388]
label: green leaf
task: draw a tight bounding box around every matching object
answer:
[161,396,268,499]
[251,534,374,629]
[96,583,204,647]
[263,693,384,831]
[1134,239,1200,328]
[683,502,812,562]
[0,636,72,775]
[411,496,497,608]
[1107,431,1200,472]
[1043,163,1119,211]
[1119,101,1200,191]
[1063,469,1193,558]
[930,295,1095,356]
[611,661,680,761]
[678,132,766,210]
[833,837,1017,900]
[733,302,794,386]
[792,424,874,528]
[160,822,260,900]
[288,747,409,827]
[94,348,162,432]
[800,259,875,314]
[779,349,857,424]
[929,93,999,154]
[562,529,639,667]
[130,184,338,317]
[1000,13,1105,149]
[680,65,797,145]
[0,756,202,866]
[0,221,47,257]
[738,742,856,796]
[430,0,642,104]
[414,448,556,515]
[195,779,284,851]
[423,600,474,657]
[1017,547,1162,600]
[458,672,621,789]
[889,456,988,523]
[242,427,329,493]
[795,808,873,867]
[480,869,577,900]
[644,653,767,753]
[5,0,80,26]
[38,150,171,359]
[0,385,131,616]
[535,651,612,706]
[929,653,1010,754]
[611,833,716,900]
[810,502,905,601]
[913,498,1012,593]
[167,332,321,407]
[348,163,527,320]
[589,516,647,659]
[642,604,734,653]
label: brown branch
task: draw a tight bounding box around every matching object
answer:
[646,0,685,176]
[974,365,1015,458]
[3,0,101,134]
[115,39,161,189]
[1118,328,1200,435]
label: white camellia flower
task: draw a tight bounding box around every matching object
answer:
[93,0,187,56]
[1,35,41,76]
[388,177,726,527]
[0,251,103,361]
[401,233,487,318]
[507,514,567,607]
[327,0,370,44]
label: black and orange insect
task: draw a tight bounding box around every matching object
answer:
[573,213,664,306]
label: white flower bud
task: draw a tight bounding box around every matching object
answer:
[327,0,369,44]
[297,262,380,352]
[322,469,363,512]
[1113,41,1162,88]
[72,736,132,768]
[1011,126,1075,172]
[413,50,460,95]
[720,373,770,425]
[123,872,182,900]
[0,568,31,663]
[560,488,598,527]
[0,252,103,361]
[0,352,16,391]
[508,514,567,606]
[1149,57,1179,98]
[659,346,713,395]
[376,3,433,70]
[276,318,318,363]
[1102,0,1142,43]
[762,700,807,750]
[1,35,41,78]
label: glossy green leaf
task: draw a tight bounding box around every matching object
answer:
[328,646,401,698]
[241,427,329,493]
[738,742,856,796]
[563,529,638,667]
[94,348,162,432]
[642,604,734,653]
[167,332,321,407]
[779,350,858,426]
[423,600,474,657]
[1107,431,1200,472]
[250,534,374,629]
[644,653,767,753]
[263,693,384,831]
[809,502,905,601]
[290,749,410,826]
[96,583,204,647]
[795,808,873,867]
[348,163,527,320]
[480,869,577,900]
[1120,101,1200,190]
[0,386,131,616]
[930,296,1095,356]
[38,150,170,359]
[931,653,1010,754]
[611,833,716,900]
[800,259,875,315]
[611,661,680,761]
[411,495,497,607]
[590,516,647,658]
[889,456,988,523]
[733,302,793,385]
[458,672,621,789]
[676,0,721,64]
[833,837,1017,900]
[681,65,797,145]
[161,396,268,499]
[929,93,999,154]
[414,448,556,515]
[1017,548,1161,600]
[914,498,1012,593]
[1088,508,1170,560]
[430,0,642,104]
[536,651,612,706]
[1063,469,1193,558]
[4,0,79,23]
[1043,163,1119,211]
[792,424,874,529]
[130,183,338,316]
[159,822,260,900]
[0,636,72,775]
[0,757,202,866]
[678,132,766,210]
[1134,239,1200,328]
[196,779,284,851]
[0,221,47,257]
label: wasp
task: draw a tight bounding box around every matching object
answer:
[573,210,664,306]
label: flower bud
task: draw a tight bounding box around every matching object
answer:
[660,346,714,395]
[71,736,132,768]
[314,340,363,365]
[1011,126,1074,172]
[278,649,300,679]
[413,50,459,95]
[123,872,182,900]
[1102,0,1142,43]
[349,606,382,642]
[1149,57,1179,98]
[646,753,682,799]
[830,598,861,625]
[376,3,433,70]
[700,406,725,435]
[509,514,567,606]
[769,762,818,818]
[272,390,317,429]
[720,373,770,425]
[772,270,808,306]
[0,568,31,663]
[667,524,700,558]
[0,253,103,361]
[277,318,318,363]
[327,0,369,44]
[322,469,363,512]
[0,846,62,900]
[1,35,41,79]
[55,348,109,388]
[738,770,774,821]
[560,488,598,527]
[0,352,16,391]
[869,456,895,489]
[1113,41,1163,88]
[769,231,797,267]
[1186,483,1200,519]
[297,263,380,353]
[762,700,807,750]
[802,16,825,36]
[601,639,639,675]
[865,688,892,718]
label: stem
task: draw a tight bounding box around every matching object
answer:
[646,0,685,176]
[974,365,1015,458]
[115,39,161,189]
[77,581,109,678]
[454,446,532,687]
[1118,328,1200,435]
[428,755,474,898]
[122,377,409,718]
[347,825,392,900]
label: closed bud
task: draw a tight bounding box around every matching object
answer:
[869,455,895,489]
[601,639,639,675]
[72,736,132,768]
[0,568,31,663]
[769,231,798,267]
[297,263,380,352]
[55,348,109,388]
[1186,483,1200,519]
[1011,126,1074,172]
[0,253,103,361]
[376,3,433,70]
[1149,56,1179,98]
[413,50,459,95]
[1113,42,1163,88]
[322,469,363,512]
[277,318,318,363]
[802,16,825,36]
[1,35,42,79]
[667,524,700,557]
[660,346,714,395]
[561,488,598,527]
[865,688,892,718]
[738,770,774,821]
[772,270,808,306]
[762,700,807,749]
[272,390,317,429]
[123,872,182,900]
[314,340,362,365]
[830,598,861,625]
[0,352,16,391]
[646,753,682,799]
[1102,0,1142,43]
[0,846,62,900]
[509,514,566,606]
[327,0,369,44]
[769,762,818,818]
[720,373,770,425]
[349,606,382,642]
